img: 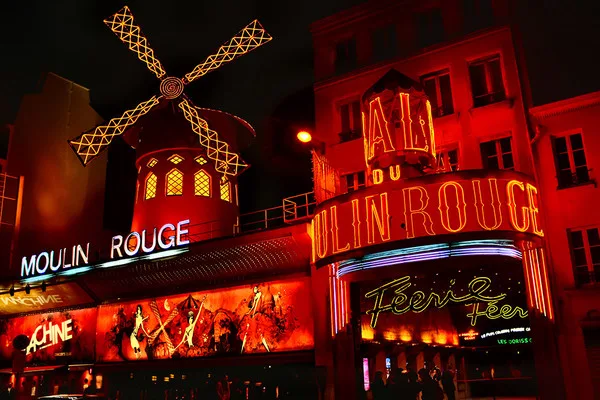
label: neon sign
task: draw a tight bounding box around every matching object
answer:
[364,276,528,329]
[312,172,543,265]
[20,219,190,278]
[26,319,73,355]
[361,70,436,170]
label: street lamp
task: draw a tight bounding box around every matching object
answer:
[296,130,325,154]
[296,130,312,143]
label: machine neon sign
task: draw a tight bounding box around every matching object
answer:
[26,318,73,355]
[365,276,528,328]
[20,219,190,278]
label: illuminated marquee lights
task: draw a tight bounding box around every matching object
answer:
[364,274,528,328]
[337,239,521,277]
[68,6,271,171]
[522,245,554,320]
[312,175,544,263]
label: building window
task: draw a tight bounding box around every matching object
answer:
[147,158,158,168]
[421,70,454,117]
[469,55,506,107]
[343,171,366,193]
[339,100,362,142]
[145,172,157,200]
[437,148,459,172]
[220,177,231,202]
[194,170,211,197]
[553,133,590,188]
[168,154,184,164]
[195,155,208,165]
[416,8,444,48]
[334,37,357,75]
[166,169,184,196]
[372,24,397,62]
[569,227,600,285]
[480,137,513,170]
[463,0,494,33]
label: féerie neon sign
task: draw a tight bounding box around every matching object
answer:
[364,276,528,328]
[20,219,190,278]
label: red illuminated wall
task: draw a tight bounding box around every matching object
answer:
[0,308,97,364]
[96,277,314,362]
[530,93,600,400]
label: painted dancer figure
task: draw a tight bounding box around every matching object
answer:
[131,304,149,358]
[240,286,276,354]
[173,295,206,352]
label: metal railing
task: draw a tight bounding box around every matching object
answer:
[179,192,317,242]
[238,192,316,233]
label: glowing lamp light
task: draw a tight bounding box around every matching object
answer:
[297,131,312,143]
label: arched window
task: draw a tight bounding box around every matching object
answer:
[194,170,211,197]
[166,169,184,196]
[145,172,157,200]
[220,177,231,202]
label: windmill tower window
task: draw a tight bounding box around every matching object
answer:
[195,155,208,165]
[147,158,158,168]
[220,177,231,202]
[194,170,211,197]
[168,154,184,164]
[166,169,184,196]
[145,172,158,200]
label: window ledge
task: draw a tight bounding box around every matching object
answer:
[556,180,597,191]
[433,112,459,123]
[570,282,600,291]
[468,98,515,115]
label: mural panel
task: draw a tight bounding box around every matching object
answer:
[0,308,97,364]
[96,277,314,362]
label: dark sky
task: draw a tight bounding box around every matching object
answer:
[0,0,599,213]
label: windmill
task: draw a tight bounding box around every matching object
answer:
[68,5,272,177]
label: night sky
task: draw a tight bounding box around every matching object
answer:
[0,0,599,214]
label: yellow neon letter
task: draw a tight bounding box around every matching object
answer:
[367,97,395,161]
[472,179,502,231]
[438,181,467,233]
[506,180,530,232]
[330,205,351,254]
[351,198,362,249]
[402,186,436,239]
[314,210,329,259]
[372,169,384,185]
[526,184,544,237]
[365,193,391,244]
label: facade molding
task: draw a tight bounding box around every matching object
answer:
[529,91,600,120]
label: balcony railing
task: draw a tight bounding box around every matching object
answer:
[238,192,316,233]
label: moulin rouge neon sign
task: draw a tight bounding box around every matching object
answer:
[20,219,190,278]
[312,173,543,264]
[365,276,528,329]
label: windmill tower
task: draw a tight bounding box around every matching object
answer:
[68,6,271,241]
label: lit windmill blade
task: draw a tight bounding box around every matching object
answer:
[69,96,161,165]
[183,20,272,84]
[104,6,167,80]
[178,99,249,176]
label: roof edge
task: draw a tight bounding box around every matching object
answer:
[529,91,600,119]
